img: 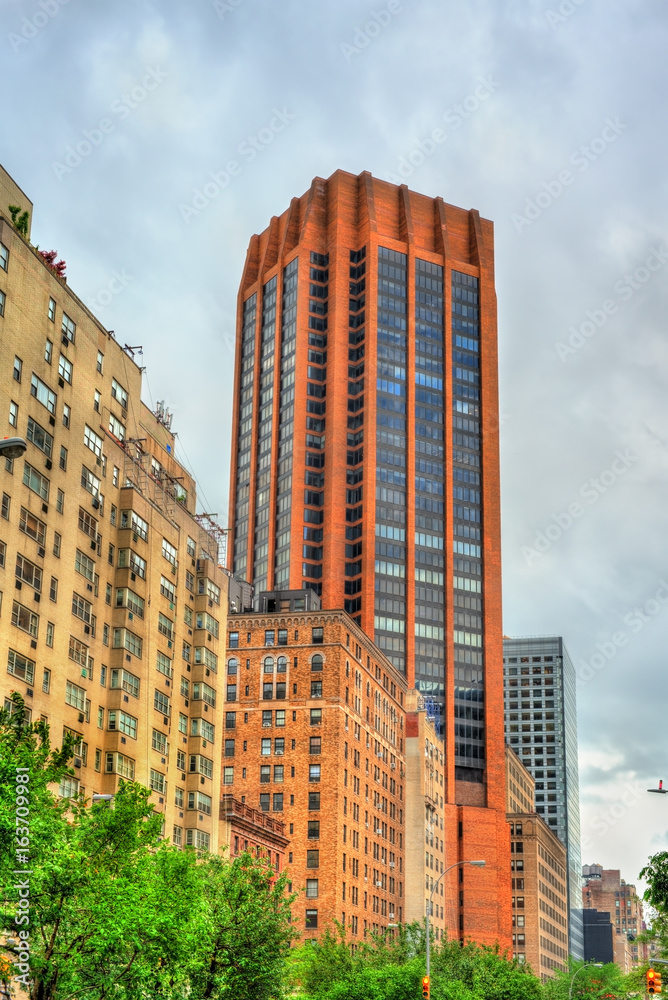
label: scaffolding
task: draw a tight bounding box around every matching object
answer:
[194,513,228,567]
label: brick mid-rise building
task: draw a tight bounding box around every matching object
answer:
[582,865,645,972]
[223,595,407,939]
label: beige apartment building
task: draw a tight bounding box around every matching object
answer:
[0,164,227,852]
[506,746,569,978]
[404,690,449,941]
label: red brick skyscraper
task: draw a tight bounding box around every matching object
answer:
[228,170,510,945]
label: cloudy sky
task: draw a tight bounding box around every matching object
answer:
[3,0,667,896]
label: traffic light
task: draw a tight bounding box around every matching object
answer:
[648,969,663,994]
[422,974,430,999]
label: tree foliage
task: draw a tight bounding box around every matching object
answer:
[0,695,295,1000]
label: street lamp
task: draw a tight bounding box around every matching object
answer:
[569,962,603,1000]
[426,860,486,981]
[0,437,27,460]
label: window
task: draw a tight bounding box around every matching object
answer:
[58,354,72,384]
[0,540,5,568]
[260,765,271,783]
[75,549,95,582]
[23,462,49,502]
[105,752,135,779]
[275,738,285,755]
[162,538,178,566]
[157,613,174,641]
[46,622,54,648]
[224,739,235,757]
[151,729,167,755]
[9,401,18,427]
[261,738,271,756]
[309,736,322,755]
[62,313,76,343]
[68,635,88,667]
[11,601,38,638]
[311,654,323,672]
[187,791,212,815]
[306,879,319,899]
[84,425,103,458]
[275,710,286,727]
[149,770,166,794]
[265,630,275,646]
[81,466,101,498]
[190,754,214,778]
[154,689,170,716]
[26,418,53,458]
[7,648,35,684]
[59,446,67,471]
[307,850,319,869]
[0,243,7,271]
[1,493,9,520]
[225,712,236,730]
[196,648,218,672]
[309,764,321,782]
[192,682,216,707]
[305,910,318,929]
[229,631,239,649]
[18,508,46,546]
[312,627,324,644]
[111,378,128,408]
[309,791,320,810]
[274,765,284,782]
[273,793,283,811]
[308,820,320,839]
[259,793,270,812]
[0,289,5,317]
[13,357,22,382]
[310,708,322,726]
[110,668,140,698]
[311,680,323,698]
[120,509,148,540]
[108,414,125,440]
[62,404,70,428]
[196,612,219,637]
[160,575,176,602]
[53,532,61,557]
[108,711,138,739]
[96,350,104,373]
[30,374,56,414]
[223,766,234,785]
[116,587,145,618]
[112,466,119,487]
[113,628,142,658]
[15,554,42,592]
[59,776,80,799]
[56,489,64,514]
[263,656,274,674]
[65,680,86,711]
[118,549,146,578]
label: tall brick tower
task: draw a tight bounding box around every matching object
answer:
[228,170,510,946]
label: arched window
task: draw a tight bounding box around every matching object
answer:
[227,658,238,676]
[277,656,288,673]
[311,654,323,672]
[264,656,274,674]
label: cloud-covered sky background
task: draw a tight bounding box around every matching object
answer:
[3,0,667,895]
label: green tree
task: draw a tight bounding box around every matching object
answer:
[543,960,629,1000]
[0,694,295,1000]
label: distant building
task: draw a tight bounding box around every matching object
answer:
[404,690,448,941]
[581,908,614,965]
[503,636,583,959]
[582,865,644,972]
[219,794,289,874]
[506,747,569,977]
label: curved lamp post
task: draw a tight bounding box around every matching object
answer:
[0,437,27,460]
[569,962,603,1000]
[426,860,486,980]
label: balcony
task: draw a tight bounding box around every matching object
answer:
[220,794,285,837]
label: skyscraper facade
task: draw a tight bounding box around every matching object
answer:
[503,636,583,960]
[228,170,510,946]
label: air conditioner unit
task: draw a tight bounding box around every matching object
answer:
[389,861,395,868]
[84,625,90,635]
[15,580,22,590]
[33,593,40,603]
[96,457,102,467]
[78,713,85,723]
[123,695,129,703]
[62,335,69,346]
[74,757,82,768]
[375,881,382,887]
[42,503,48,514]
[365,822,369,828]
[389,913,395,920]
[376,828,383,835]
[26,688,33,698]
[37,546,45,557]
[391,762,396,770]
[92,497,100,509]
[48,416,55,427]
[169,602,174,610]
[30,640,37,650]
[121,736,126,744]
[90,540,96,550]
[130,572,136,581]
[133,533,138,542]
[81,667,87,678]
[86,583,93,592]
[58,377,65,388]
[45,459,52,470]
[171,565,176,574]
[128,612,133,621]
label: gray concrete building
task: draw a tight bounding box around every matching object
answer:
[503,636,583,961]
